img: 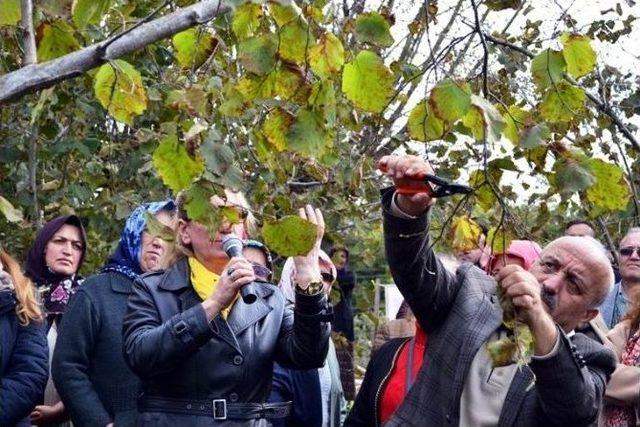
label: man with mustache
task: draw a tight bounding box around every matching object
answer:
[377,155,616,427]
[600,228,640,329]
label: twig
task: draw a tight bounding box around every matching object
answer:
[596,217,619,266]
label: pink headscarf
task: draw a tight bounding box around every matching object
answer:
[488,240,542,273]
[278,250,336,303]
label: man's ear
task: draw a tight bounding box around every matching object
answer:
[177,219,191,245]
[583,308,599,324]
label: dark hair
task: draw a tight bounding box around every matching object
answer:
[329,246,349,261]
[565,219,594,231]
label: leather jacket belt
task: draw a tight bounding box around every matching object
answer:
[140,396,291,420]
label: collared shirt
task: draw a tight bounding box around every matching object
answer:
[599,281,629,329]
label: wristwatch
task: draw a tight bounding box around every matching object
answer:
[295,281,323,296]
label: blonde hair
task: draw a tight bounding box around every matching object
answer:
[175,188,256,258]
[0,250,42,325]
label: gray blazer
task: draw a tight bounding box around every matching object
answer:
[380,189,616,427]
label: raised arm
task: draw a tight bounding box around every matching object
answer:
[379,155,459,332]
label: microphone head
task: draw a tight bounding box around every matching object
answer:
[222,234,244,258]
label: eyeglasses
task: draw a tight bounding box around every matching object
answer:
[620,247,640,257]
[252,264,272,281]
[321,272,335,284]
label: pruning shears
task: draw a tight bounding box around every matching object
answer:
[378,164,474,198]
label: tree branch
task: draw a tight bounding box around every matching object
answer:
[469,0,489,97]
[20,0,37,66]
[484,33,640,154]
[0,0,231,104]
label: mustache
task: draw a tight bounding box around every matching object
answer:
[540,288,557,311]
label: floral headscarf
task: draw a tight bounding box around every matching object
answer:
[101,200,175,280]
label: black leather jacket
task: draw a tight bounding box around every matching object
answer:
[122,257,331,425]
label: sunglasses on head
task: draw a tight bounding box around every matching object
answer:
[252,264,273,281]
[620,247,640,257]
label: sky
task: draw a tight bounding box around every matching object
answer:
[369,0,640,206]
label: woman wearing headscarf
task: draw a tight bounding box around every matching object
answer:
[269,250,345,427]
[123,193,331,426]
[24,215,87,426]
[0,249,48,427]
[52,201,176,427]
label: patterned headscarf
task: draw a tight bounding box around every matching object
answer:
[25,215,87,284]
[101,200,175,280]
[24,215,87,320]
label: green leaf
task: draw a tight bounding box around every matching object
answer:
[93,60,147,125]
[172,28,216,69]
[37,21,81,62]
[353,12,394,48]
[232,3,262,40]
[269,3,301,26]
[462,107,485,140]
[341,50,394,113]
[236,74,275,101]
[200,137,244,191]
[553,154,595,194]
[166,87,209,116]
[263,108,294,152]
[539,82,586,123]
[0,0,21,26]
[531,49,566,89]
[407,101,446,141]
[486,226,515,254]
[152,134,205,192]
[279,19,312,64]
[72,0,110,28]
[238,34,278,76]
[262,216,317,257]
[449,215,483,252]
[218,84,245,117]
[143,211,175,242]
[520,123,550,149]
[183,180,225,236]
[428,79,472,123]
[0,196,23,223]
[469,95,506,144]
[273,67,303,99]
[586,159,631,215]
[561,33,597,78]
[308,32,344,79]
[502,106,532,145]
[286,108,330,157]
[487,336,517,367]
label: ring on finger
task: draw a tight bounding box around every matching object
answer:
[227,267,236,277]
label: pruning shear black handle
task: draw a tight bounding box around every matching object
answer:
[378,163,474,198]
[424,174,474,198]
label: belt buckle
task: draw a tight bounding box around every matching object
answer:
[213,399,227,420]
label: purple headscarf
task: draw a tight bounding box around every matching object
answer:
[25,215,87,322]
[25,215,87,284]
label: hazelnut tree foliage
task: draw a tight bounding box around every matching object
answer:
[0,0,638,333]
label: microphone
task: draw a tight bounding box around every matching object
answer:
[222,234,257,304]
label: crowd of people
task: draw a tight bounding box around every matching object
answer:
[1,154,640,427]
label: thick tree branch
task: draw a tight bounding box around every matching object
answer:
[484,33,640,154]
[20,0,37,66]
[0,0,231,104]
